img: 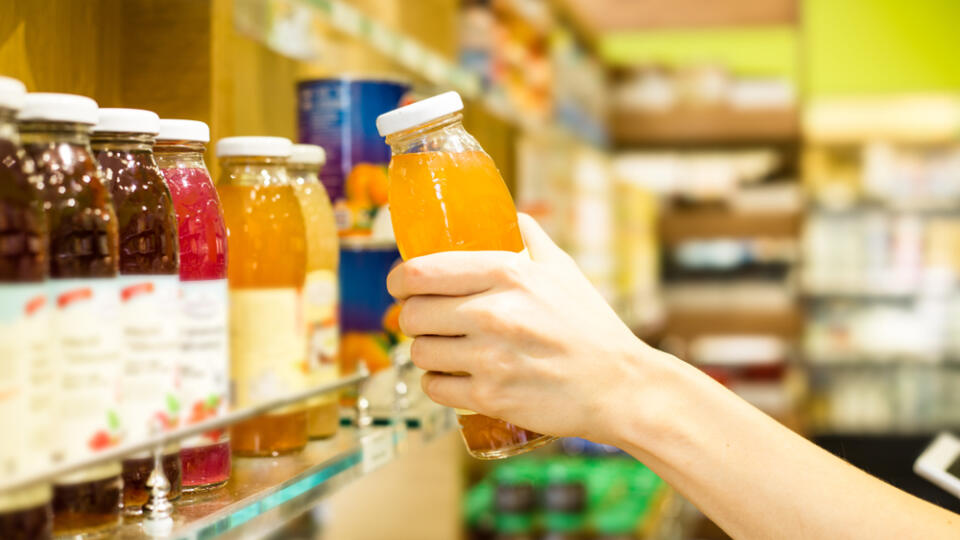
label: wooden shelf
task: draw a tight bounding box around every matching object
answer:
[557,0,796,33]
[614,107,799,146]
[660,209,801,242]
[664,307,803,339]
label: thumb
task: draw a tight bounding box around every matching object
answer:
[517,213,568,264]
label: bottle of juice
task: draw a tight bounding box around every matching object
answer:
[288,144,341,439]
[0,76,53,540]
[19,93,123,536]
[155,119,230,491]
[216,136,309,456]
[91,108,182,513]
[377,91,556,459]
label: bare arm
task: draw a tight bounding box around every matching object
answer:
[387,214,959,540]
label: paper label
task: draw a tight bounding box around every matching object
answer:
[118,275,181,444]
[50,278,124,462]
[361,429,395,474]
[179,279,230,448]
[304,270,339,403]
[0,283,49,479]
[230,288,307,409]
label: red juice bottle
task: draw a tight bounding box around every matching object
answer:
[91,109,182,514]
[0,77,53,540]
[19,93,124,537]
[155,119,230,491]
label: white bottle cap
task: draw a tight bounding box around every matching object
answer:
[375,91,463,137]
[0,76,26,112]
[18,93,99,125]
[290,144,326,165]
[215,136,292,158]
[157,119,210,143]
[93,108,160,135]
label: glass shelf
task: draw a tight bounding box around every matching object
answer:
[116,402,456,539]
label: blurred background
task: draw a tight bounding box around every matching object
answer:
[4,0,960,538]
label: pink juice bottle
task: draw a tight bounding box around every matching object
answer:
[155,120,230,491]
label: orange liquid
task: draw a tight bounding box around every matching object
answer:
[218,182,309,456]
[388,150,555,459]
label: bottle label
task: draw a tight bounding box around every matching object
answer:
[118,275,181,445]
[304,270,340,403]
[50,278,124,463]
[179,279,230,448]
[230,288,307,411]
[0,283,49,479]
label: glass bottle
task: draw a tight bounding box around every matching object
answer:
[155,119,230,491]
[216,136,309,456]
[288,144,341,439]
[377,91,555,459]
[0,76,53,540]
[91,109,182,513]
[19,93,123,537]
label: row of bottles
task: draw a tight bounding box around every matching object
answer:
[0,76,341,539]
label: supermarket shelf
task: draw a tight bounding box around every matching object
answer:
[613,107,798,146]
[804,355,960,367]
[660,209,802,242]
[118,403,457,540]
[557,0,796,32]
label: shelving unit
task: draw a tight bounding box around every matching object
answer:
[614,107,798,147]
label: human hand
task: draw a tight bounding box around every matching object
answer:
[386,214,653,443]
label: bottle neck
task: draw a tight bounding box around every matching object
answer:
[385,112,475,155]
[218,156,289,186]
[155,140,207,170]
[0,107,19,144]
[19,120,92,147]
[90,132,155,153]
[288,164,322,184]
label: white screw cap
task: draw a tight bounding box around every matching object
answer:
[0,76,26,112]
[290,144,326,165]
[375,91,463,137]
[216,136,292,158]
[19,93,99,125]
[157,119,210,143]
[93,108,160,135]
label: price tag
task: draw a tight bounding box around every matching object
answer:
[361,429,395,474]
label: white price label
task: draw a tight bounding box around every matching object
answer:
[361,429,395,474]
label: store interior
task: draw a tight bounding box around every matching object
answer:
[2,0,960,539]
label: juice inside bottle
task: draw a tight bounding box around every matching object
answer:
[378,92,555,459]
[156,119,231,491]
[92,109,182,513]
[0,76,53,540]
[216,137,309,456]
[20,93,123,536]
[289,144,342,439]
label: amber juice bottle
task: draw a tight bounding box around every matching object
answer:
[20,93,124,537]
[91,109,182,514]
[289,145,341,439]
[216,137,309,456]
[0,76,54,540]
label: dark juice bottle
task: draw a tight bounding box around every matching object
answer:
[19,93,123,537]
[155,120,231,491]
[216,136,309,456]
[0,77,54,540]
[91,109,182,514]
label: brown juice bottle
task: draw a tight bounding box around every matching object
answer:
[92,109,182,513]
[0,76,54,540]
[20,93,124,537]
[216,137,309,456]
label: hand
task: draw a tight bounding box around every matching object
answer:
[387,214,653,443]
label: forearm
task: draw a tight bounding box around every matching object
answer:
[608,344,959,540]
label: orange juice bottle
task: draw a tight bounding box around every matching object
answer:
[377,92,555,459]
[288,144,341,439]
[215,137,309,456]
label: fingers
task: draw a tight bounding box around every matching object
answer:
[387,250,518,300]
[410,335,475,373]
[399,294,475,337]
[421,371,474,410]
[517,213,567,264]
